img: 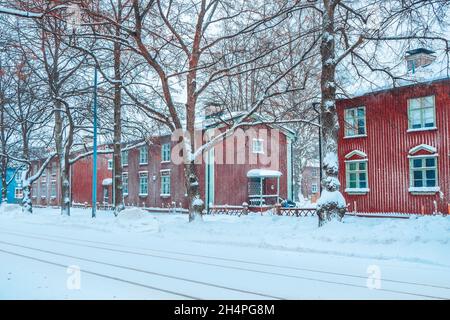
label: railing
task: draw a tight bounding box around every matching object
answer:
[143,206,189,214]
[275,206,317,217]
[208,205,248,216]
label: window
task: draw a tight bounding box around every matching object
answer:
[32,182,37,198]
[139,172,148,195]
[122,173,128,195]
[121,150,128,166]
[408,96,435,130]
[345,161,368,189]
[50,181,56,198]
[161,143,171,162]
[139,146,148,165]
[344,107,366,137]
[41,179,47,197]
[311,183,318,193]
[14,187,23,199]
[312,168,318,177]
[15,170,22,183]
[160,170,171,196]
[51,164,57,175]
[107,159,113,170]
[252,139,264,154]
[410,157,437,188]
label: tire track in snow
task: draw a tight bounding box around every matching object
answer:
[1,227,449,291]
[0,239,284,300]
[0,247,199,299]
[0,232,447,299]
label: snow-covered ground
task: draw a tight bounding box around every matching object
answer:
[0,204,449,299]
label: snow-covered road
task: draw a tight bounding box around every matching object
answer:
[1,206,449,299]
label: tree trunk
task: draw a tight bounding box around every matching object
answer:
[316,0,346,227]
[113,0,124,215]
[1,177,6,203]
[184,162,202,222]
[60,164,71,216]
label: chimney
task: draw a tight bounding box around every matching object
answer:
[204,103,223,119]
[405,48,436,74]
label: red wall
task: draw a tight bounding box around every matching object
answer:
[30,123,292,209]
[337,79,450,214]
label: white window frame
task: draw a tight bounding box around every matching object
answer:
[14,187,23,199]
[40,179,47,198]
[344,106,367,138]
[311,183,318,194]
[15,170,22,183]
[345,159,369,194]
[139,146,148,165]
[407,95,436,131]
[50,180,57,198]
[160,170,171,197]
[107,159,113,170]
[161,143,171,163]
[121,150,128,167]
[139,171,148,196]
[252,139,264,154]
[122,172,129,196]
[408,154,439,193]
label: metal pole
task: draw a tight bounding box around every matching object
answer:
[318,111,323,194]
[92,67,98,218]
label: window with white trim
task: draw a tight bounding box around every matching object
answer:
[50,181,56,198]
[121,150,128,166]
[252,139,264,154]
[345,161,368,189]
[408,96,435,130]
[410,157,437,188]
[311,183,318,194]
[344,107,366,137]
[15,170,22,183]
[160,171,171,196]
[161,143,171,162]
[51,164,57,175]
[41,180,47,197]
[139,146,148,165]
[107,159,113,170]
[139,172,148,195]
[14,187,23,199]
[122,173,128,195]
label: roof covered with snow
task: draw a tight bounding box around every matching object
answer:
[247,169,282,178]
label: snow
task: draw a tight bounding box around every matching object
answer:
[316,189,346,207]
[192,198,204,207]
[345,150,367,159]
[0,206,449,299]
[102,178,113,186]
[409,144,437,155]
[247,169,282,178]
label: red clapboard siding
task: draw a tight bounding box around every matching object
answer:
[31,122,292,209]
[337,79,450,214]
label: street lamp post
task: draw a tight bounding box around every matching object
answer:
[92,66,98,218]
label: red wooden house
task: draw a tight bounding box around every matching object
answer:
[30,115,295,211]
[337,49,450,215]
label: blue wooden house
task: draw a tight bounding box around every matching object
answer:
[0,167,22,204]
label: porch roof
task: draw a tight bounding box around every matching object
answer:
[247,169,282,178]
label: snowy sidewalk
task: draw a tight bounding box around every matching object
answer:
[0,205,449,299]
